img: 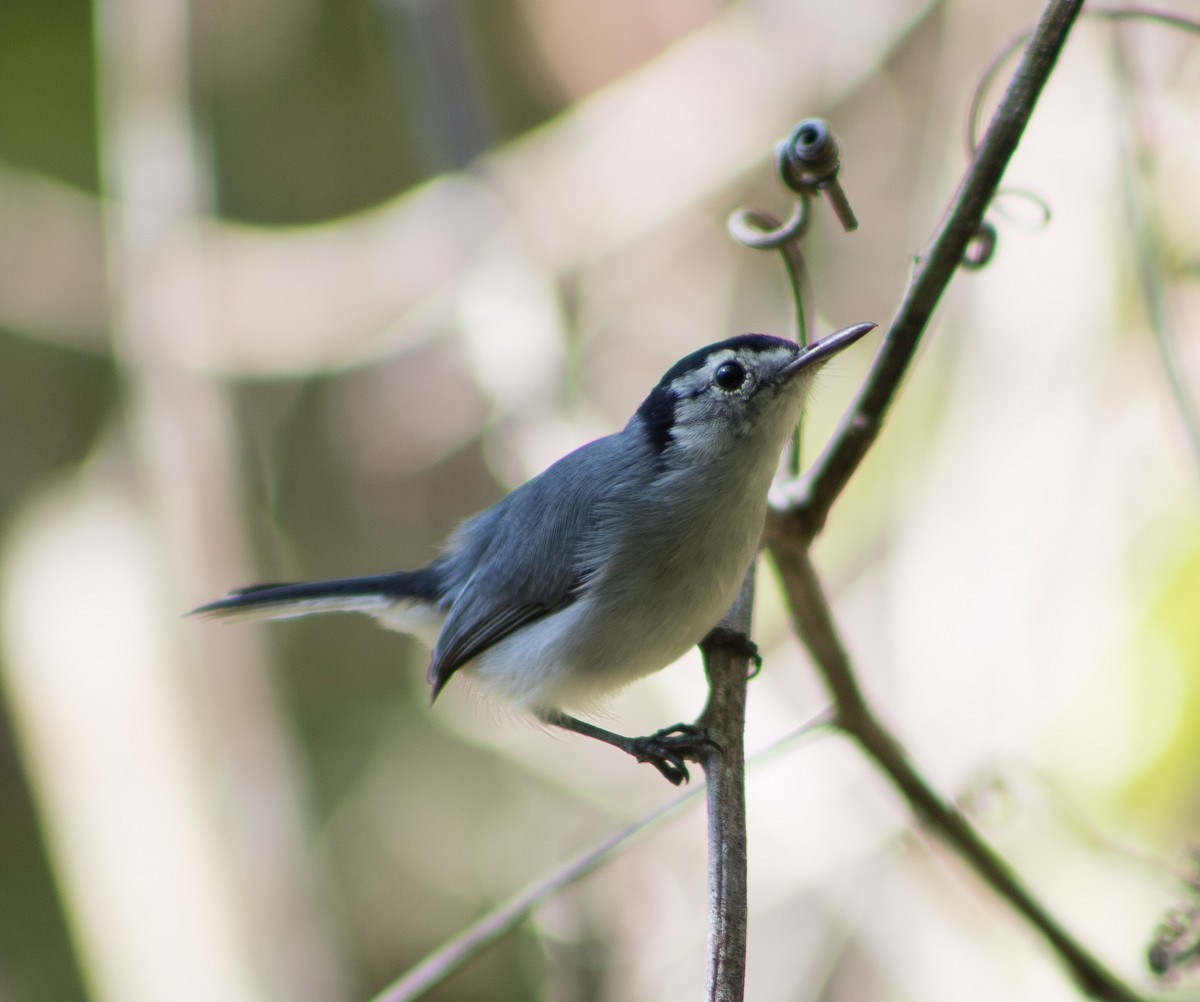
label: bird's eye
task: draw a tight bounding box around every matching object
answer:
[714,361,746,391]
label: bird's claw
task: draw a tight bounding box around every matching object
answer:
[629,723,721,786]
[701,627,763,678]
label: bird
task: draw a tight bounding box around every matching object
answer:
[192,323,874,783]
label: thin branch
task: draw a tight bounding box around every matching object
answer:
[776,0,1089,541]
[696,574,756,1002]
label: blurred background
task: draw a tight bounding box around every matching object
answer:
[1,0,1199,999]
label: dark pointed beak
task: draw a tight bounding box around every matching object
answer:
[782,322,876,376]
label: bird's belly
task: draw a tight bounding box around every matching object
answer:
[468,530,758,713]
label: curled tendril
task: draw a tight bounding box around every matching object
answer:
[962,221,998,270]
[776,119,859,232]
[777,120,840,190]
[993,187,1053,228]
[959,190,1052,271]
[727,118,860,473]
[726,202,810,249]
[727,117,858,252]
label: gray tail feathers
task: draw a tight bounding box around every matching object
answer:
[190,569,443,622]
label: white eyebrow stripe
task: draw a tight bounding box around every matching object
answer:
[673,345,795,397]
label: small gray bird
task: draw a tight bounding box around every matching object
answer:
[193,323,873,782]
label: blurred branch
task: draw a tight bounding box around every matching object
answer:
[93,0,351,998]
[0,1,929,375]
[370,787,699,1002]
[0,168,108,348]
[765,0,1157,999]
[1109,22,1200,477]
[371,710,832,1002]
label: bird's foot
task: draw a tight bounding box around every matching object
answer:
[701,626,763,678]
[627,723,721,786]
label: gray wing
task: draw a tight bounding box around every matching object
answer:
[427,436,629,700]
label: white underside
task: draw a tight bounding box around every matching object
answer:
[244,586,722,715]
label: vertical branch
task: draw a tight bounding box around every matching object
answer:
[697,573,755,1002]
